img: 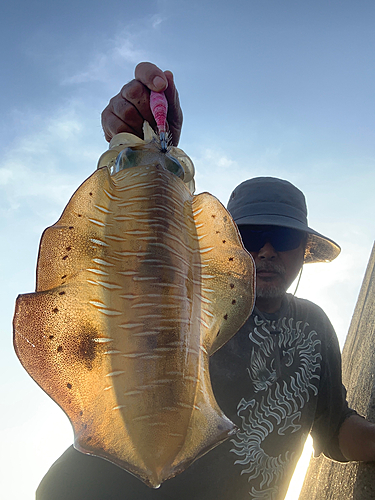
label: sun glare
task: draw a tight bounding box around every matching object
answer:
[285,436,313,499]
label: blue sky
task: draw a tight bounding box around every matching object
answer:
[1,1,374,498]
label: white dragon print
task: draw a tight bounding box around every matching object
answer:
[230,315,322,499]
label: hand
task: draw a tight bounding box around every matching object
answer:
[101,62,183,146]
[339,414,375,461]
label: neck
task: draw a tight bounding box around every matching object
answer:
[255,295,284,314]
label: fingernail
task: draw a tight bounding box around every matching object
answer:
[153,76,166,91]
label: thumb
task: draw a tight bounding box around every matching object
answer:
[134,62,168,92]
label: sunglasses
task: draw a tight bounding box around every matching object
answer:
[238,225,305,252]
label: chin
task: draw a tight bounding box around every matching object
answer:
[256,285,287,299]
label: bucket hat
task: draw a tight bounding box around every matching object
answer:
[227,177,340,263]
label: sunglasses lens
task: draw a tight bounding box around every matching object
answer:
[238,226,303,252]
[272,228,303,251]
[239,230,263,252]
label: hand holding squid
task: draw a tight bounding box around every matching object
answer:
[102,62,183,146]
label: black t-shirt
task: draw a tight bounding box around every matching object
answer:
[37,294,355,500]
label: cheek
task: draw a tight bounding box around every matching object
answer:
[249,251,258,261]
[283,251,304,283]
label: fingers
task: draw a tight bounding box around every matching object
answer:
[163,71,183,146]
[101,79,152,142]
[101,62,183,146]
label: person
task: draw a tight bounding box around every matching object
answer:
[36,63,375,500]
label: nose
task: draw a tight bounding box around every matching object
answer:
[257,241,278,260]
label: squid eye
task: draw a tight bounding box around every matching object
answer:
[114,148,138,174]
[164,154,184,179]
[112,146,185,180]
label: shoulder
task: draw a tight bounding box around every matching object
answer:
[287,293,328,316]
[286,294,335,334]
[284,296,342,372]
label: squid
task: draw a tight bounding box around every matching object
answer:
[13,123,255,488]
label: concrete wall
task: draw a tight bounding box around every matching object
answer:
[299,243,375,500]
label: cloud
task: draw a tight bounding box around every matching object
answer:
[62,38,146,85]
[0,167,13,186]
[62,53,114,86]
[152,14,164,29]
[114,38,145,64]
[0,99,104,222]
[190,144,289,205]
[195,147,237,170]
[61,13,166,86]
[0,98,109,335]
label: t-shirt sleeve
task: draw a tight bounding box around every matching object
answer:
[309,307,358,462]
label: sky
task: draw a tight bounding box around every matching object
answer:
[1,1,374,498]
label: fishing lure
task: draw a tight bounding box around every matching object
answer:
[150,90,168,152]
[13,104,255,488]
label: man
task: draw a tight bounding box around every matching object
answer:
[37,63,375,500]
